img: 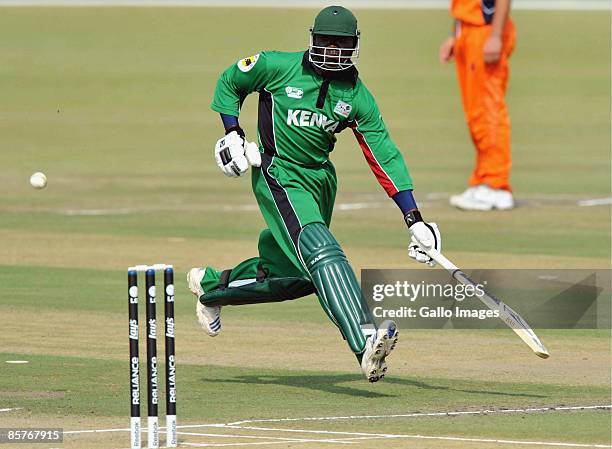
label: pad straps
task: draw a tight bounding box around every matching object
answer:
[218,269,232,290]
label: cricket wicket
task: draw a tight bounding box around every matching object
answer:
[128,264,177,449]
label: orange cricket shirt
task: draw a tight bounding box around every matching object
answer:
[451,0,495,26]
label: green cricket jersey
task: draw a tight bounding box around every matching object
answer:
[211,50,413,196]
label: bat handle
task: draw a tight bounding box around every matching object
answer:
[425,248,459,272]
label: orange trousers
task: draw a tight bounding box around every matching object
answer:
[454,19,516,191]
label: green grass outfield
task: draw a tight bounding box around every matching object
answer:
[0,6,610,449]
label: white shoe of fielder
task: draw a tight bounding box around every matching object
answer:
[361,320,399,383]
[450,185,514,211]
[187,268,221,337]
[449,186,480,209]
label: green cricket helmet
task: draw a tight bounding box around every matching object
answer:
[309,5,360,71]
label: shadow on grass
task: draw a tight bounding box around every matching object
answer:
[204,374,548,399]
[384,377,548,399]
[205,374,393,398]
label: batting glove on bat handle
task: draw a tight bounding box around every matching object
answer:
[405,210,442,267]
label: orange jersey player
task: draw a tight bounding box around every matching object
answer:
[440,0,516,210]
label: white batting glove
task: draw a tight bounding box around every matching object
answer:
[214,131,250,177]
[244,141,261,168]
[405,211,441,267]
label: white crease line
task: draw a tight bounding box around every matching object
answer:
[424,192,450,199]
[0,408,22,413]
[336,202,390,210]
[58,202,391,214]
[63,208,132,216]
[182,439,352,447]
[63,405,612,435]
[224,404,612,426]
[220,425,612,448]
[220,204,260,211]
[177,431,351,443]
[27,194,611,217]
[65,424,221,435]
[578,197,612,207]
[65,427,134,434]
[183,444,288,448]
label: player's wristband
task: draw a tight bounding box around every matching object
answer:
[404,209,423,228]
[220,113,239,130]
[392,189,418,214]
[225,125,245,139]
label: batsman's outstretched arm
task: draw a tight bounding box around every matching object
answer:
[349,83,442,266]
[349,84,442,267]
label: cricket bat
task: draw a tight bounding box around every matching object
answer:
[426,248,550,359]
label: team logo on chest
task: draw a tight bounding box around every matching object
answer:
[334,100,352,118]
[285,86,304,99]
[287,109,339,133]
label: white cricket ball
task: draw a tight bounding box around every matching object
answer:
[29,171,47,189]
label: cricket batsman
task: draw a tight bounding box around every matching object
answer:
[188,5,441,382]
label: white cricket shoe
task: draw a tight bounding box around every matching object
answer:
[187,268,222,337]
[450,185,514,211]
[449,186,479,209]
[361,320,399,383]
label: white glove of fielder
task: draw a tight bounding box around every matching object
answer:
[408,221,441,267]
[214,131,261,178]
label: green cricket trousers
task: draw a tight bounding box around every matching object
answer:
[199,153,373,355]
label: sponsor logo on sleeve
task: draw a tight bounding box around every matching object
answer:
[285,86,304,99]
[237,54,260,73]
[334,100,352,118]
